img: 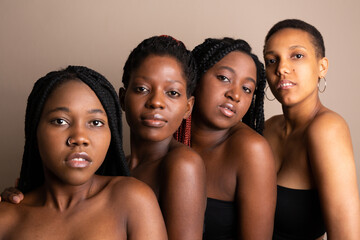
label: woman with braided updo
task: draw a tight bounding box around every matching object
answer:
[0,66,167,239]
[175,38,277,239]
[263,19,360,240]
[120,35,206,239]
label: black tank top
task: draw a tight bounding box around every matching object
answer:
[273,185,326,240]
[203,197,236,240]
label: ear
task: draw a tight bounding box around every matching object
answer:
[184,96,195,119]
[318,57,329,78]
[119,87,126,111]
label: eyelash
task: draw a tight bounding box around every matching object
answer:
[265,59,276,65]
[293,53,304,59]
[266,53,304,65]
[243,87,252,94]
[135,86,148,93]
[217,75,230,82]
[51,118,68,126]
[50,118,105,127]
[167,90,181,97]
[89,120,105,127]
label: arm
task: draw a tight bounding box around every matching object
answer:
[159,148,207,240]
[125,178,168,240]
[235,133,277,239]
[307,112,360,239]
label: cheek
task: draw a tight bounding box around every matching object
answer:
[195,85,215,107]
[124,100,140,126]
[37,126,63,161]
[239,95,254,114]
[94,129,111,155]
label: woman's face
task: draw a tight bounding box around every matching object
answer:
[37,79,111,186]
[193,51,257,130]
[121,55,194,142]
[263,28,328,106]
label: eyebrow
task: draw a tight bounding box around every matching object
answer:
[133,76,186,86]
[166,78,186,86]
[289,45,307,50]
[218,66,256,85]
[218,66,236,74]
[264,45,307,55]
[45,107,106,115]
[246,77,256,85]
[88,109,106,115]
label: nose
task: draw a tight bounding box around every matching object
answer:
[225,84,241,103]
[67,124,90,147]
[145,90,165,109]
[276,58,291,77]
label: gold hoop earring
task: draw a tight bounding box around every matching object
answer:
[265,85,275,101]
[318,77,327,93]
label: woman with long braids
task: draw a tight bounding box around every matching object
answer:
[263,19,360,239]
[175,37,277,239]
[0,66,167,239]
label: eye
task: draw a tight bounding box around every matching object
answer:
[217,75,230,82]
[243,87,252,94]
[167,90,181,97]
[135,86,148,93]
[90,120,105,127]
[293,54,304,59]
[265,58,276,65]
[51,118,68,126]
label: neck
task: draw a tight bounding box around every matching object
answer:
[281,92,323,134]
[128,132,172,170]
[40,175,96,212]
[190,115,231,153]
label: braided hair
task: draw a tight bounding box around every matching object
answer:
[18,66,130,193]
[175,38,266,146]
[122,35,197,97]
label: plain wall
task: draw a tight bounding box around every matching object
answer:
[1,0,359,193]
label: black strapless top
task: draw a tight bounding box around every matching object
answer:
[273,185,326,240]
[203,198,236,240]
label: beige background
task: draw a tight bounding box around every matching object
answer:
[1,0,359,193]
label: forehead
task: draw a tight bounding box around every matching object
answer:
[213,51,256,76]
[44,79,104,110]
[265,28,315,52]
[131,55,187,84]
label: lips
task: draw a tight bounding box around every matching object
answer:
[141,113,167,127]
[219,103,236,118]
[65,152,92,168]
[277,80,296,90]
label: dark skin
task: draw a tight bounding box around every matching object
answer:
[1,56,207,240]
[191,51,276,239]
[0,80,167,240]
[120,55,206,240]
[264,28,360,239]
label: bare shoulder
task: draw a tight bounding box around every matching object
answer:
[265,114,284,129]
[109,176,156,202]
[228,123,274,166]
[305,108,353,166]
[264,114,284,137]
[265,114,284,126]
[0,202,22,236]
[307,108,349,137]
[162,140,204,171]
